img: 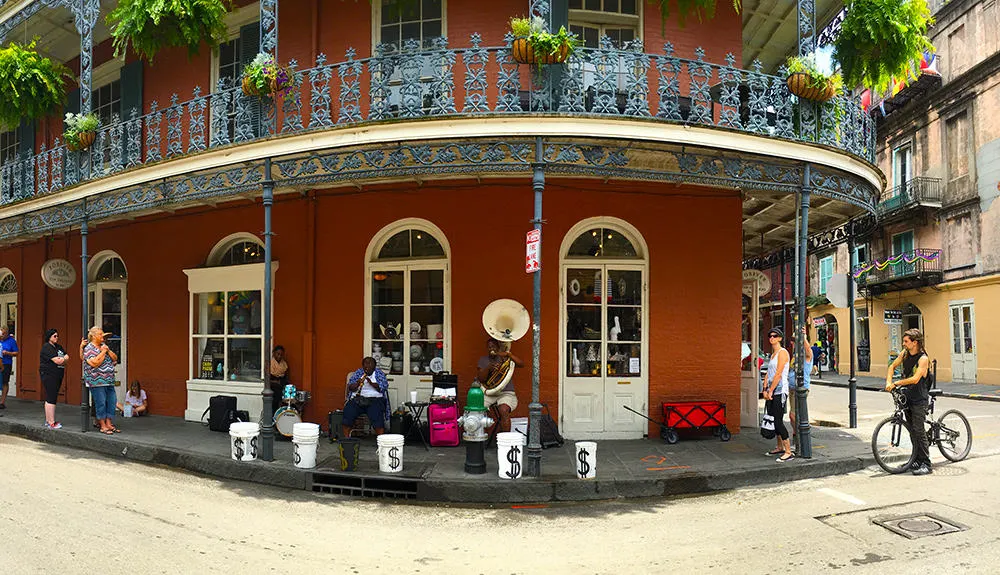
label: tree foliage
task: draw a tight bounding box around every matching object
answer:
[106,0,234,63]
[0,40,70,129]
[834,0,934,92]
[654,0,741,28]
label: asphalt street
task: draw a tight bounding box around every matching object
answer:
[2,387,999,574]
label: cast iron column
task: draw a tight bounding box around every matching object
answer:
[73,0,99,180]
[779,252,786,331]
[847,220,858,428]
[80,209,89,432]
[526,136,544,478]
[260,158,275,461]
[796,166,813,458]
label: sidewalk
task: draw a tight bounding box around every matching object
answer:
[812,372,1000,402]
[0,397,874,503]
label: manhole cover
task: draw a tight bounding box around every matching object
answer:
[873,513,969,539]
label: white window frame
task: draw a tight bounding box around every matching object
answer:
[819,255,834,295]
[372,0,448,50]
[852,244,868,268]
[209,2,260,139]
[891,142,912,192]
[569,0,644,48]
[0,129,19,166]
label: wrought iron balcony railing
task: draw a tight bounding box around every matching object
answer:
[876,177,942,216]
[852,248,943,287]
[0,36,876,207]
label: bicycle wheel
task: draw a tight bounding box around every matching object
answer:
[872,416,914,474]
[937,409,972,462]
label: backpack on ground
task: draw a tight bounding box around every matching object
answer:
[202,395,238,432]
[539,404,564,449]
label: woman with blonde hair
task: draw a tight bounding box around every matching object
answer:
[81,326,118,434]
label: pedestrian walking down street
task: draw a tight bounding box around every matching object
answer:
[0,325,19,409]
[764,328,793,462]
[39,329,69,429]
[885,328,932,476]
[787,327,813,452]
[82,327,119,435]
[811,341,824,377]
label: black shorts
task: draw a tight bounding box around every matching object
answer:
[42,375,63,404]
[1,364,11,388]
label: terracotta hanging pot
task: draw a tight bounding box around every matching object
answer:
[511,38,570,65]
[786,72,836,102]
[67,131,96,152]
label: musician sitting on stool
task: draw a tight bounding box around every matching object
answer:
[342,357,389,438]
[269,345,289,418]
[478,338,525,434]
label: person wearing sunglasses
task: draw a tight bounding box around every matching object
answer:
[764,328,793,462]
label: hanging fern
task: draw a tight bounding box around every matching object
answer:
[654,0,741,28]
[106,0,234,63]
[0,40,70,129]
[833,0,934,93]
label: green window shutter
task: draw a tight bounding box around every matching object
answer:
[16,119,35,158]
[239,22,261,138]
[119,60,143,161]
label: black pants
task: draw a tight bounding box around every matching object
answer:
[768,394,788,441]
[42,375,63,405]
[905,402,931,467]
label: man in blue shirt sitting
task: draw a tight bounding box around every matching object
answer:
[0,326,19,409]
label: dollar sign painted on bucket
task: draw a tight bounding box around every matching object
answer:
[388,446,401,470]
[577,448,591,477]
[250,436,259,458]
[294,443,301,465]
[505,445,521,479]
[233,437,245,460]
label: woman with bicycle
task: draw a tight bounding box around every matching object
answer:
[885,328,932,476]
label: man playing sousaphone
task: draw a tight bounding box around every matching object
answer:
[477,338,525,435]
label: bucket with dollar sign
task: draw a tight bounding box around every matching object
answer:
[496,432,525,479]
[229,422,260,462]
[377,433,405,473]
[575,441,597,479]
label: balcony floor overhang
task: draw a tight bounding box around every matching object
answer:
[0,115,882,245]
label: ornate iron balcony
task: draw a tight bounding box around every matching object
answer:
[0,36,876,207]
[876,177,942,216]
[852,248,943,291]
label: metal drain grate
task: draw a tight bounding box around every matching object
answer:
[873,513,969,539]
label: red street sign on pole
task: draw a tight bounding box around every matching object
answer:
[525,229,541,273]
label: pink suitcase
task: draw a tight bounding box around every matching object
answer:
[428,402,459,447]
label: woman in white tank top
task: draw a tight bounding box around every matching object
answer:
[764,328,793,461]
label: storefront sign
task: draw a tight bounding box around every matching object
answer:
[884,309,903,325]
[41,259,76,290]
[812,317,826,327]
[741,269,771,296]
[525,229,541,273]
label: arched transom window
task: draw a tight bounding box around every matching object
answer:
[567,227,641,259]
[93,257,128,282]
[0,273,16,293]
[218,241,265,266]
[376,229,446,260]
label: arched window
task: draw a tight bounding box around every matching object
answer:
[365,219,451,408]
[207,233,265,267]
[0,272,16,293]
[559,217,648,440]
[92,256,128,282]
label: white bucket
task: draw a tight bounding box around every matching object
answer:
[229,422,260,462]
[496,431,526,479]
[377,434,405,473]
[292,423,321,469]
[510,417,528,437]
[575,441,597,479]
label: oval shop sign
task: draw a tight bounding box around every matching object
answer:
[41,259,77,290]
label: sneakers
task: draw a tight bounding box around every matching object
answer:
[911,464,932,476]
[45,421,63,429]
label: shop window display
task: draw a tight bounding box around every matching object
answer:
[193,290,262,382]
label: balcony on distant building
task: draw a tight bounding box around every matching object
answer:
[876,177,942,223]
[853,248,943,296]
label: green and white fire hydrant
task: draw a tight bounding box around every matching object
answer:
[457,382,494,474]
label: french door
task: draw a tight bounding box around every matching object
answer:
[89,283,127,402]
[561,264,647,439]
[368,264,448,408]
[0,293,17,395]
[950,302,976,383]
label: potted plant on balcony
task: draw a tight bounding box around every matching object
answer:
[106,0,233,63]
[0,40,70,129]
[240,53,299,98]
[509,16,579,65]
[64,112,99,152]
[785,55,844,102]
[833,0,934,92]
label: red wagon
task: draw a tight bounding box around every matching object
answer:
[659,400,731,444]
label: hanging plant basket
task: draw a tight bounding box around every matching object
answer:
[0,40,70,128]
[240,53,298,98]
[66,131,96,152]
[106,0,233,63]
[511,37,571,65]
[786,72,837,102]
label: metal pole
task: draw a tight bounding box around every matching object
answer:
[847,221,858,428]
[796,166,813,458]
[80,209,89,432]
[779,252,786,331]
[260,158,275,461]
[525,136,544,478]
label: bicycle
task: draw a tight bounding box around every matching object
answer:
[871,386,972,474]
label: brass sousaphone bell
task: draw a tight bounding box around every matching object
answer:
[481,299,530,396]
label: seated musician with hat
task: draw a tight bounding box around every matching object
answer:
[342,356,390,438]
[478,338,525,434]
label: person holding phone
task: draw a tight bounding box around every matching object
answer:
[82,327,119,434]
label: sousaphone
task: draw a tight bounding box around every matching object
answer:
[481,299,530,396]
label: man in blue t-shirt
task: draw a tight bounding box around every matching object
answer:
[0,326,19,409]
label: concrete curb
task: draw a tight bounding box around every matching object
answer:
[2,418,875,503]
[812,379,1000,403]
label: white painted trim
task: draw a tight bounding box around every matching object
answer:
[0,0,34,27]
[206,232,265,267]
[0,266,17,396]
[87,250,127,281]
[211,4,260,95]
[372,0,448,51]
[0,116,885,221]
[183,261,278,293]
[558,217,649,440]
